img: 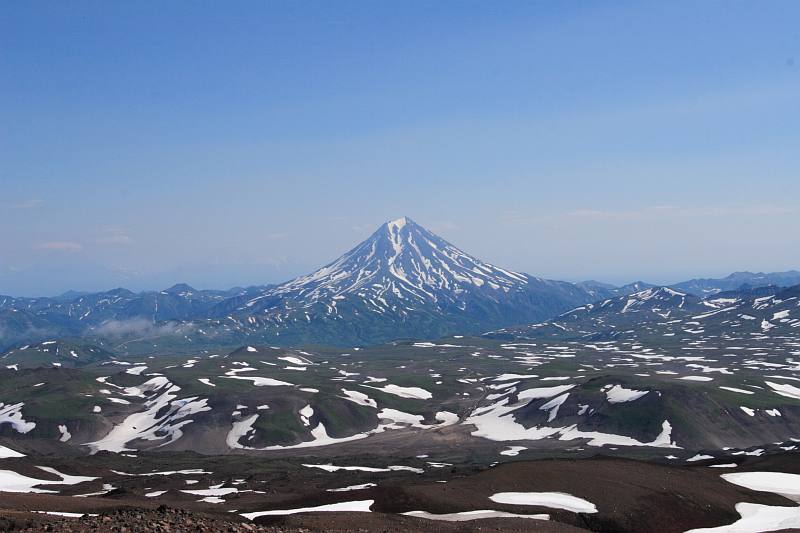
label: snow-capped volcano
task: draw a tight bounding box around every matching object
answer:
[259,216,531,310]
[210,217,596,344]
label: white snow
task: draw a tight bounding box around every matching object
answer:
[222,368,293,387]
[0,466,97,493]
[0,444,25,458]
[85,379,210,453]
[404,510,549,521]
[435,411,459,426]
[494,374,539,381]
[684,470,800,531]
[361,384,432,400]
[300,404,314,426]
[466,395,677,448]
[225,414,259,449]
[721,472,800,498]
[302,464,423,473]
[0,403,36,433]
[719,387,755,395]
[517,384,576,400]
[75,483,116,497]
[558,421,677,448]
[765,381,800,400]
[327,483,377,492]
[489,492,597,513]
[604,384,649,403]
[241,499,374,520]
[340,389,377,408]
[279,356,310,366]
[499,446,527,456]
[540,393,569,422]
[685,502,800,532]
[181,487,240,497]
[112,468,210,477]
[227,404,459,451]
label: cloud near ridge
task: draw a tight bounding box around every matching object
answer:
[90,318,190,338]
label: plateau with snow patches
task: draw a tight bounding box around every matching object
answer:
[3,324,799,456]
[0,333,799,531]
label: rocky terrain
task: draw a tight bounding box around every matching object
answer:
[0,313,799,531]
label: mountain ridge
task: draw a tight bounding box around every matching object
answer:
[0,218,600,349]
[490,281,800,342]
[1,218,798,350]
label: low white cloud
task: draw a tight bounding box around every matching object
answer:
[90,318,189,338]
[93,226,134,245]
[565,205,796,219]
[0,324,55,343]
[94,234,134,245]
[504,205,797,225]
[11,199,43,209]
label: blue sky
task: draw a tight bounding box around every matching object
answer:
[2,1,799,296]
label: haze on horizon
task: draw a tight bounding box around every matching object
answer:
[2,1,799,297]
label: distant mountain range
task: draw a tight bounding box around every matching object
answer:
[0,217,797,350]
[670,270,800,296]
[491,283,800,342]
[577,271,800,298]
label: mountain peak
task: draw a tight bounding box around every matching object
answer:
[164,283,196,295]
[216,215,600,344]
[386,216,412,231]
[244,217,532,316]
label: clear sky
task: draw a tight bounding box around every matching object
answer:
[2,1,799,296]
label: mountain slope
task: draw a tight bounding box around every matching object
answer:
[576,280,654,298]
[201,217,597,346]
[491,283,800,341]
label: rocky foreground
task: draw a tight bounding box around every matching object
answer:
[1,507,269,533]
[0,505,584,533]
